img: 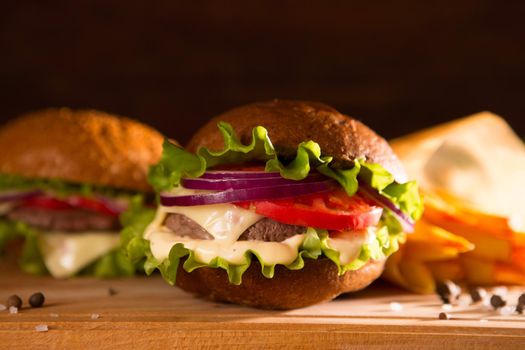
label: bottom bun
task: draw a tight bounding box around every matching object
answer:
[175,257,385,309]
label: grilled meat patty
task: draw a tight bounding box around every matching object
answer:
[164,214,305,242]
[7,207,119,232]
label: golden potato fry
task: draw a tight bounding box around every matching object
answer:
[494,264,525,285]
[398,260,436,294]
[427,260,465,282]
[460,255,494,285]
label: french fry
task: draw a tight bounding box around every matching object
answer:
[494,263,525,285]
[397,260,436,294]
[460,255,495,285]
[383,220,473,293]
[427,260,465,282]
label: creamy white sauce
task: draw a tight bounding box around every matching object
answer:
[327,228,372,265]
[39,231,120,278]
[148,229,306,265]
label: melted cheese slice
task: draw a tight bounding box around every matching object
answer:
[39,231,120,278]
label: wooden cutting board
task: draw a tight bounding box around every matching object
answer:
[0,269,524,349]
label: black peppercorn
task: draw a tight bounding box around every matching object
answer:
[518,293,525,306]
[439,312,449,320]
[6,295,22,309]
[436,280,461,304]
[28,292,45,308]
[468,287,487,303]
[490,295,506,309]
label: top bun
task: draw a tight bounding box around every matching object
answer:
[187,100,406,182]
[0,108,164,191]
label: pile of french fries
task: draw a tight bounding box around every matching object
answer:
[382,113,525,293]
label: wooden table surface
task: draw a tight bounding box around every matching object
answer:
[0,267,524,349]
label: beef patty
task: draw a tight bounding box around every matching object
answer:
[7,207,119,232]
[164,214,305,242]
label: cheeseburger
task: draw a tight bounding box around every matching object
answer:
[123,100,422,309]
[0,108,163,278]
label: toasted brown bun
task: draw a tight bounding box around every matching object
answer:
[187,99,406,182]
[176,258,385,309]
[0,108,164,191]
[181,100,404,309]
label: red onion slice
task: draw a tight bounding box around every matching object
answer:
[358,182,415,233]
[160,180,337,206]
[182,174,324,191]
[200,171,282,179]
[0,189,43,203]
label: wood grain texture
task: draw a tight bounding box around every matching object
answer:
[0,267,524,349]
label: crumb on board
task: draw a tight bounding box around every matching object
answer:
[35,324,48,332]
[389,302,403,312]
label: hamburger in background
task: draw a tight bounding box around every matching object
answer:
[122,100,422,309]
[0,108,163,278]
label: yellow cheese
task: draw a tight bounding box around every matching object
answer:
[39,231,119,278]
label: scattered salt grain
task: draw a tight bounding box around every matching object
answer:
[9,306,18,314]
[0,304,6,311]
[91,313,100,320]
[49,313,59,318]
[481,298,493,311]
[498,306,514,316]
[441,303,453,311]
[389,302,403,312]
[458,295,471,307]
[35,324,48,332]
[492,286,508,296]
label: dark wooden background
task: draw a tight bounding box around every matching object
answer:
[1,1,524,145]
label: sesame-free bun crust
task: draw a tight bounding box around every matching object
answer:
[176,258,385,309]
[187,99,406,182]
[0,108,164,191]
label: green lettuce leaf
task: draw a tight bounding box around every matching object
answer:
[0,173,135,198]
[0,219,47,274]
[79,249,136,278]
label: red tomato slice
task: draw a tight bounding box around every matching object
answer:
[21,196,119,216]
[22,197,73,211]
[66,196,120,217]
[237,189,382,231]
